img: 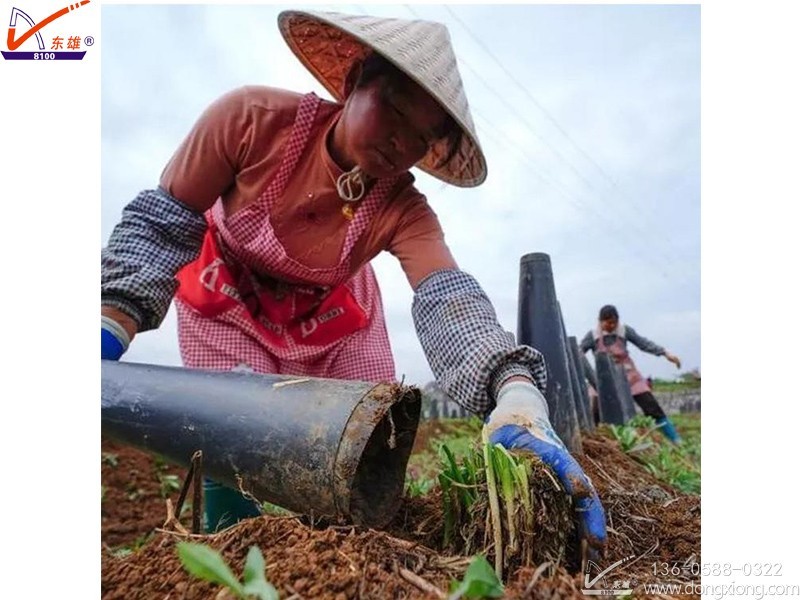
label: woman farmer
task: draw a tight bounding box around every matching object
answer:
[100,10,606,557]
[580,304,682,443]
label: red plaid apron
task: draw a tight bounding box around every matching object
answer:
[595,334,651,395]
[174,93,398,382]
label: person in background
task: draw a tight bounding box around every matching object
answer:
[580,304,682,443]
[100,9,606,558]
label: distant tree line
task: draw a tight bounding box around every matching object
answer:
[419,381,470,420]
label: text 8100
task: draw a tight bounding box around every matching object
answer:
[34,53,56,60]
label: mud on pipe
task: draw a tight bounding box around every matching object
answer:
[101,361,421,528]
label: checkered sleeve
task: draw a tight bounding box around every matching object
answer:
[411,269,548,417]
[101,187,207,331]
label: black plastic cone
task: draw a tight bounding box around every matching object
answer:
[517,253,582,453]
[595,352,629,425]
[568,335,595,432]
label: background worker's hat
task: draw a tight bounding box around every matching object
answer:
[278,10,487,188]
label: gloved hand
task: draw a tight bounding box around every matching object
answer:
[101,315,131,360]
[485,379,607,561]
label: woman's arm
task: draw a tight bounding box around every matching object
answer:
[579,330,595,354]
[101,188,208,337]
[411,268,547,416]
[624,325,666,356]
[386,196,546,415]
[101,87,265,341]
[625,325,682,368]
[389,198,605,557]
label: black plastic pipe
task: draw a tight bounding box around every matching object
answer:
[558,304,591,434]
[594,352,629,425]
[101,361,421,528]
[517,253,582,453]
[612,363,638,421]
[568,336,594,432]
[580,352,600,425]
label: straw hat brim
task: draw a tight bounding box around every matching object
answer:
[278,10,487,188]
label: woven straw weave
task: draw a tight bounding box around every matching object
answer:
[278,10,487,188]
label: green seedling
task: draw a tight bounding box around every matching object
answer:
[177,542,279,600]
[440,444,478,508]
[112,533,153,558]
[481,437,542,576]
[125,482,144,502]
[627,415,656,429]
[609,423,655,454]
[405,477,435,497]
[101,452,119,467]
[438,434,570,578]
[439,442,483,547]
[448,554,504,600]
[491,444,519,555]
[481,432,504,578]
[406,418,484,487]
[158,473,182,498]
[607,414,701,495]
[261,502,294,517]
[643,445,700,494]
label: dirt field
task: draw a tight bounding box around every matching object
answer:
[101,418,700,599]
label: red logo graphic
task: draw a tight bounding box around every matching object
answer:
[3,1,92,61]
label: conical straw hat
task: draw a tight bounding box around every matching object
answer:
[278,9,487,188]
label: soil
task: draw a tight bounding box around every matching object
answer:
[101,438,190,550]
[101,422,700,599]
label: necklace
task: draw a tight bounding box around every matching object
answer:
[336,165,366,203]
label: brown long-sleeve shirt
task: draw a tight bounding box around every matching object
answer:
[159,85,457,289]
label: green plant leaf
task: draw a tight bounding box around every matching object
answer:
[101,452,119,467]
[441,445,463,483]
[177,542,245,597]
[242,546,265,584]
[242,578,280,600]
[159,473,182,497]
[449,555,504,599]
[439,473,455,546]
[242,547,279,600]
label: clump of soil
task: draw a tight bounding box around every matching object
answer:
[101,438,189,550]
[103,517,469,599]
[101,427,700,599]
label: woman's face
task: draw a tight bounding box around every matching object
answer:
[600,317,619,333]
[337,74,451,179]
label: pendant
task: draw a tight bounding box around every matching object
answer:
[341,204,355,221]
[336,166,366,202]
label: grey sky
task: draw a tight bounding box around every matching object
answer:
[101,4,700,385]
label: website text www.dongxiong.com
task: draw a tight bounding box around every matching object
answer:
[638,582,800,599]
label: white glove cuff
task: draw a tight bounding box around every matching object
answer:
[486,380,550,433]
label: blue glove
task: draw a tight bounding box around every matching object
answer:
[485,380,607,560]
[101,315,131,360]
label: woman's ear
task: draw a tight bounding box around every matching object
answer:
[343,60,364,99]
